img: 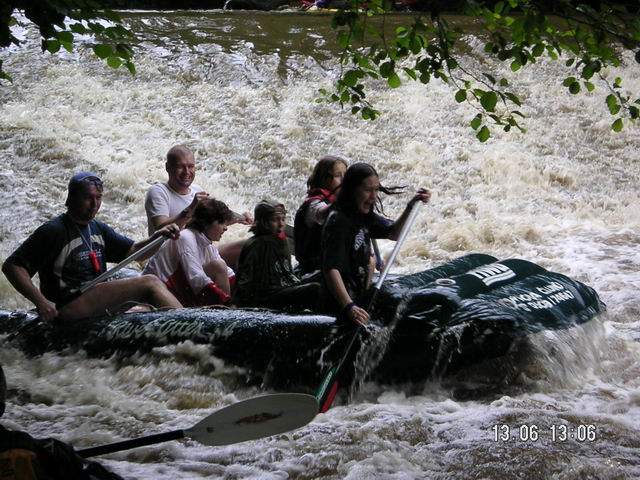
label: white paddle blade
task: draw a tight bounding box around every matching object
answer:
[184,393,318,446]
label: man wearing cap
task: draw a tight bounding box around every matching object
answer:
[144,145,252,267]
[2,172,183,322]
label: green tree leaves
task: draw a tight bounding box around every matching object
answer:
[93,44,113,59]
[1,2,135,82]
[480,91,498,112]
[455,89,467,103]
[477,125,491,142]
[324,0,640,141]
[606,95,620,115]
[612,118,623,132]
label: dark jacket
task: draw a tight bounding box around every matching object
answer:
[0,425,123,480]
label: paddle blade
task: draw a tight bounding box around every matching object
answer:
[184,393,318,446]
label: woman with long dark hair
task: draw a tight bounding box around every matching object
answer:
[321,162,430,325]
[294,155,348,274]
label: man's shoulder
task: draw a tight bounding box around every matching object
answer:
[89,218,114,233]
[146,182,203,198]
[7,215,68,264]
[146,182,171,197]
[32,214,69,236]
[90,219,133,245]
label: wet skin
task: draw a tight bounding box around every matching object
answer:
[67,184,102,225]
[167,153,196,194]
[355,175,380,215]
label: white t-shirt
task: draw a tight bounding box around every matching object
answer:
[145,182,204,235]
[143,228,234,295]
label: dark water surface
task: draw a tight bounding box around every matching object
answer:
[1,10,639,479]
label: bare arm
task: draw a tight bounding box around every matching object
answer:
[388,188,431,240]
[230,211,253,226]
[149,191,210,233]
[2,261,58,321]
[324,268,369,325]
[149,194,252,232]
[127,223,181,261]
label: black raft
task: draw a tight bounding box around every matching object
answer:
[0,254,604,389]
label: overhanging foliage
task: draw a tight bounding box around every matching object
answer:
[321,0,640,141]
[0,1,134,82]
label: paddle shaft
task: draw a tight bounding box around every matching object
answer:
[370,201,422,305]
[317,201,422,411]
[78,429,184,458]
[335,201,421,371]
[80,236,165,293]
[372,239,383,271]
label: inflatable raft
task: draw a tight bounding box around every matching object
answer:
[0,254,604,389]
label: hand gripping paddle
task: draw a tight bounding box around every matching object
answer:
[315,201,422,413]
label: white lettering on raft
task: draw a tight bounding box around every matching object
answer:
[536,281,564,295]
[105,319,203,341]
[500,283,575,311]
[468,263,516,286]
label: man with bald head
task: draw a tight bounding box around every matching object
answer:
[145,145,251,267]
[145,145,208,235]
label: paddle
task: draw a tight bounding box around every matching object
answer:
[372,239,383,271]
[79,236,165,293]
[78,393,318,458]
[315,201,422,413]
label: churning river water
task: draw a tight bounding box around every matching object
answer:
[0,10,639,480]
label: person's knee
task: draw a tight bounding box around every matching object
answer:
[138,274,166,290]
[205,259,228,277]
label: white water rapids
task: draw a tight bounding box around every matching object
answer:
[1,10,639,479]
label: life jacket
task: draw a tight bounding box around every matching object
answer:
[0,448,39,480]
[293,189,335,274]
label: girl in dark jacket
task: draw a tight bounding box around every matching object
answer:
[321,163,430,325]
[234,201,319,311]
[294,155,347,274]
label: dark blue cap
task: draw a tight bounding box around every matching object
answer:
[68,172,102,190]
[66,172,103,206]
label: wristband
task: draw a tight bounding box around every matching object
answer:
[342,302,356,317]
